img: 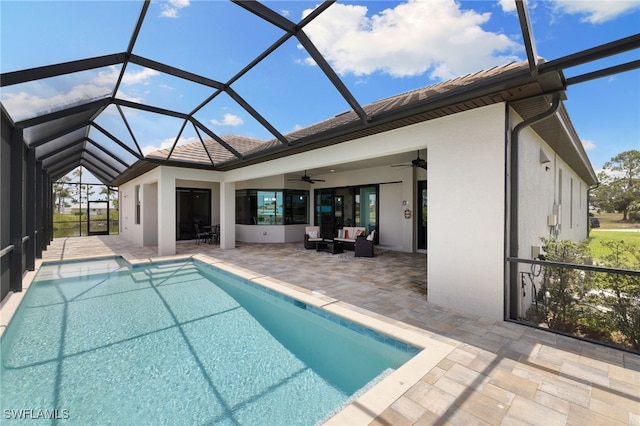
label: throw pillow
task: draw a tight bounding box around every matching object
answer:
[308,231,317,238]
[366,232,373,241]
[344,229,349,239]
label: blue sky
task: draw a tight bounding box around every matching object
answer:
[1,0,638,178]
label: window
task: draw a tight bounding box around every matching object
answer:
[236,190,308,225]
[135,185,141,225]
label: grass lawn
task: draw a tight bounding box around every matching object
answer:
[587,230,640,264]
[591,212,640,229]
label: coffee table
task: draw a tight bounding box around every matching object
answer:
[316,239,344,255]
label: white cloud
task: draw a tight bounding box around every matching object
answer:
[582,139,596,151]
[211,113,244,126]
[141,136,198,156]
[160,0,191,18]
[122,67,160,85]
[551,0,640,24]
[1,65,159,121]
[301,0,521,80]
[498,0,517,13]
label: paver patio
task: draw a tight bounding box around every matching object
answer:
[3,235,639,425]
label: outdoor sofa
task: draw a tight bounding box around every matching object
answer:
[334,227,367,250]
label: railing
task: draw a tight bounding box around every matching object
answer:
[507,257,640,354]
[0,245,14,258]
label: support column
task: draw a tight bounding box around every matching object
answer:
[35,161,43,257]
[10,127,24,291]
[220,181,236,250]
[157,168,176,256]
[44,174,52,247]
[25,147,36,270]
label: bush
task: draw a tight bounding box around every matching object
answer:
[533,237,640,352]
[539,238,591,333]
[592,240,640,350]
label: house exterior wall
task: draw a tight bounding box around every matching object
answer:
[119,168,160,247]
[311,164,416,251]
[516,116,590,317]
[117,102,592,321]
[425,104,507,320]
[119,167,224,253]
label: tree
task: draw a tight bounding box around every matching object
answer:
[53,176,71,213]
[592,150,640,221]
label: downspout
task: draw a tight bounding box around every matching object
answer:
[507,93,561,320]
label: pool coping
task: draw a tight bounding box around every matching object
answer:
[1,253,456,425]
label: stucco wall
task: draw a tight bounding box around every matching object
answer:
[426,104,507,320]
[516,116,590,317]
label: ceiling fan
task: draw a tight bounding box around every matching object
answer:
[288,170,325,184]
[391,151,427,170]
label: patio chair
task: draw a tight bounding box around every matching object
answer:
[210,224,220,244]
[304,226,323,249]
[354,230,376,257]
[194,222,211,245]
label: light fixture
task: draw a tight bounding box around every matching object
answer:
[539,149,551,165]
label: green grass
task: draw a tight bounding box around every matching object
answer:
[587,230,640,264]
[591,212,640,229]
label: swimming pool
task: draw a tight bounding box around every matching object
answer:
[1,256,426,425]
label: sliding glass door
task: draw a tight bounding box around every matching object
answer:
[357,186,377,236]
[176,188,211,240]
[315,185,378,241]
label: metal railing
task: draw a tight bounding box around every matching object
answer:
[0,245,14,258]
[507,256,640,354]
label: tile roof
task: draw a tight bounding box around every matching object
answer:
[145,60,551,169]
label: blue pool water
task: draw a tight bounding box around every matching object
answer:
[1,258,417,425]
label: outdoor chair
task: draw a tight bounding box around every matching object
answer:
[194,222,211,245]
[304,226,323,249]
[210,224,220,244]
[354,230,376,257]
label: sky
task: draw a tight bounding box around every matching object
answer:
[1,0,639,182]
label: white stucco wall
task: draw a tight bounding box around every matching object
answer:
[426,104,507,320]
[516,115,590,317]
[119,167,225,254]
[116,101,592,321]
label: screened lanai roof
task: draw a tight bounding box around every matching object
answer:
[1,1,638,186]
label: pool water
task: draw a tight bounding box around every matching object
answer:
[1,258,416,425]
